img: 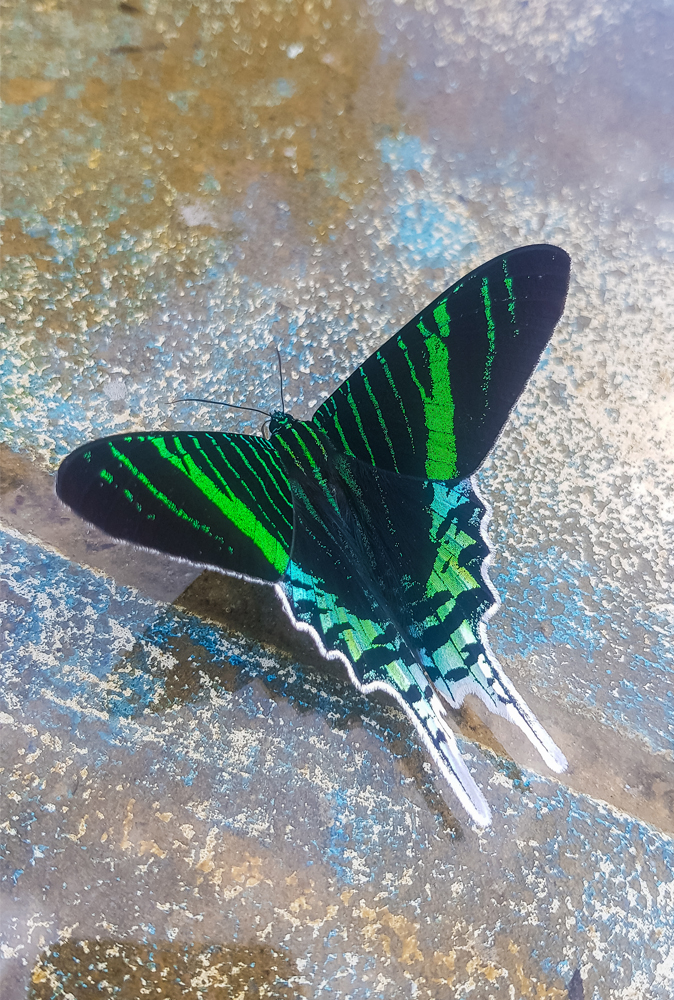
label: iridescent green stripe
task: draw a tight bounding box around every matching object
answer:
[112,437,289,573]
[504,277,514,314]
[361,371,399,472]
[224,437,293,528]
[424,332,458,479]
[317,399,353,457]
[108,443,213,536]
[397,334,425,402]
[400,324,457,480]
[275,434,301,467]
[377,351,414,452]
[346,383,376,466]
[289,427,340,513]
[290,428,322,473]
[502,259,519,333]
[303,422,330,453]
[253,436,287,479]
[480,277,496,396]
[285,476,323,524]
[275,429,339,513]
[235,436,291,503]
[162,435,290,569]
[191,437,268,523]
[433,298,450,338]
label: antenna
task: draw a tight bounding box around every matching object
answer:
[276,348,285,415]
[172,397,272,418]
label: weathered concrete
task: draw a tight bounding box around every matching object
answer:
[1,0,673,996]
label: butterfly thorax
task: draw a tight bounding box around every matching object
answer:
[269,412,333,484]
[270,413,423,648]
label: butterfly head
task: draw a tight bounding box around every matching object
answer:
[269,411,296,436]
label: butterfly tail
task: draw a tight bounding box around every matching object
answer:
[474,475,568,774]
[355,666,494,828]
[430,647,568,775]
[478,649,569,774]
[274,582,492,827]
[424,475,568,775]
[405,679,493,828]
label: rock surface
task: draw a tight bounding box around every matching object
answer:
[1,0,673,996]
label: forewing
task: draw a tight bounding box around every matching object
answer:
[313,244,570,479]
[56,432,293,582]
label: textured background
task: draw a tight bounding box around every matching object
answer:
[1,0,673,996]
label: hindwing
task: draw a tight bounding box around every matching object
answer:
[278,451,566,825]
[277,457,492,824]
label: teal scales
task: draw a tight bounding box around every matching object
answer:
[57,245,571,825]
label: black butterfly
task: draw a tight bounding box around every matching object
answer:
[57,244,570,825]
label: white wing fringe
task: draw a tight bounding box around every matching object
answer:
[275,583,493,827]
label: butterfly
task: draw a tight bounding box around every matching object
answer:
[57,244,570,826]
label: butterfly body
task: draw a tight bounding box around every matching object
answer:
[57,245,571,825]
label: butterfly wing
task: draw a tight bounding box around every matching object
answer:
[337,457,567,773]
[56,432,293,582]
[276,478,493,826]
[276,447,566,824]
[278,557,493,826]
[312,244,570,480]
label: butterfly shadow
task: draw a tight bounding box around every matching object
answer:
[26,939,298,1000]
[108,570,527,837]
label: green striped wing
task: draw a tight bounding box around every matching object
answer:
[277,456,496,825]
[312,245,570,479]
[274,425,567,824]
[56,432,293,582]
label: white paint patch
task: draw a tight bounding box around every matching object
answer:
[179,201,219,228]
[103,380,127,401]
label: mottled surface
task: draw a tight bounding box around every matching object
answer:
[1,0,673,996]
[2,528,674,999]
